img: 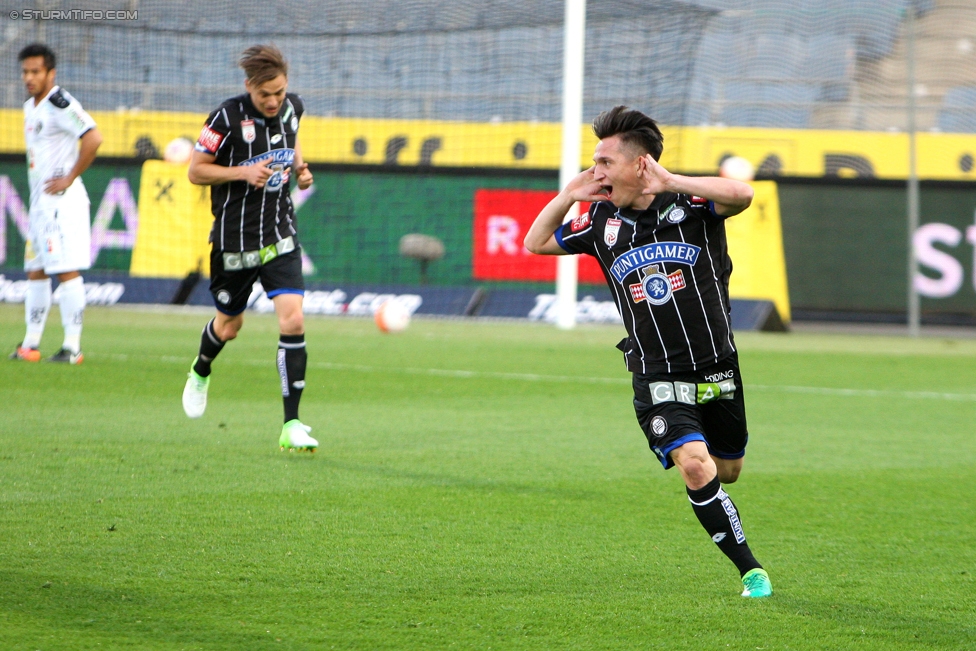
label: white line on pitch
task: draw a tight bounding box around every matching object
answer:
[750,384,976,402]
[108,354,976,401]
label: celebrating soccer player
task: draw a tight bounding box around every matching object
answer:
[181,44,318,452]
[524,106,772,598]
[10,44,102,365]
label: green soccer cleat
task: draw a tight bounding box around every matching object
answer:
[279,419,318,452]
[741,568,773,598]
[182,359,209,419]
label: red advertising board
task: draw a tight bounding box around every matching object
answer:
[472,189,605,283]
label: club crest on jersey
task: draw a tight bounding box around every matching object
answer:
[650,416,668,438]
[604,218,622,246]
[239,148,295,193]
[571,212,591,232]
[667,208,686,223]
[629,265,686,305]
[241,119,256,143]
[659,204,687,224]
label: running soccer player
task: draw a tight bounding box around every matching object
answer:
[181,44,317,452]
[524,106,772,598]
[10,43,102,364]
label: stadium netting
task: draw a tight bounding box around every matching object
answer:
[1,0,975,322]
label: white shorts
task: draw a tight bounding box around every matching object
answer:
[24,190,91,275]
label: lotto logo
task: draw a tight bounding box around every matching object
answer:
[197,126,224,154]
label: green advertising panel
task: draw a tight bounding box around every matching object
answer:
[2,159,974,318]
[294,172,554,286]
[779,180,976,315]
[0,160,141,272]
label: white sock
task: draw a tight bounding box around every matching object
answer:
[23,278,52,349]
[58,276,86,354]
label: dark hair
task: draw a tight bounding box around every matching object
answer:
[592,105,664,161]
[18,43,56,71]
[239,44,288,86]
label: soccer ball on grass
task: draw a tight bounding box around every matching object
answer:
[374,300,411,333]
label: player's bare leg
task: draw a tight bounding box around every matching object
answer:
[672,441,771,597]
[713,456,744,484]
[273,293,316,452]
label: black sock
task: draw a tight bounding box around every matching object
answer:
[687,475,762,577]
[277,334,306,423]
[193,319,225,377]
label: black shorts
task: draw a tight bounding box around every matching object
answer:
[209,247,305,316]
[632,352,748,469]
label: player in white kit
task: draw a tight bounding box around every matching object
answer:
[10,44,102,365]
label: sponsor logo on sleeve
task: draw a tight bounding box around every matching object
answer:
[291,116,299,131]
[570,212,591,232]
[67,108,88,131]
[48,90,70,109]
[604,218,622,246]
[241,119,256,143]
[197,126,225,154]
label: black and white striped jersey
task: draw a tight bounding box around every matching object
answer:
[194,93,305,252]
[555,192,737,374]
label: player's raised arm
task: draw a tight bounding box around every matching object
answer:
[524,166,604,255]
[638,154,753,217]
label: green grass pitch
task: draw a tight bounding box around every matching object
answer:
[1,304,974,650]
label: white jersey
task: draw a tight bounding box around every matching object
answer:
[23,85,97,209]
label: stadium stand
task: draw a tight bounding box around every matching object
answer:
[0,0,970,130]
[938,86,976,133]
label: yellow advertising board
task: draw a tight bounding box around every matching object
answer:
[129,160,212,278]
[3,108,975,180]
[724,181,791,323]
